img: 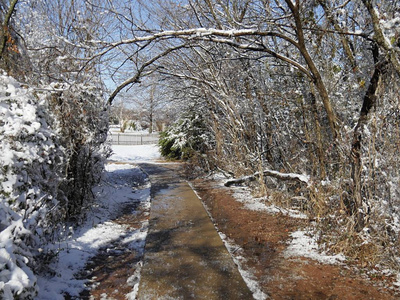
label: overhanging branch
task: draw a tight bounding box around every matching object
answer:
[107,43,188,105]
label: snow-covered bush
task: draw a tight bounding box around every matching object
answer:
[0,74,110,298]
[46,83,110,218]
[159,112,212,160]
[0,74,62,298]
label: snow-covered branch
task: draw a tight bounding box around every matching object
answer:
[361,0,400,76]
[105,28,299,47]
[224,169,310,187]
[102,27,315,103]
[89,27,303,65]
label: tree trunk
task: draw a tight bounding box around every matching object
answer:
[350,44,386,231]
[285,0,339,139]
[149,111,153,134]
[309,91,326,179]
[0,0,18,58]
[149,84,155,134]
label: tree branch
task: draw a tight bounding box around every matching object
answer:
[107,43,187,105]
[361,0,400,77]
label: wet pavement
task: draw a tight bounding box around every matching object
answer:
[137,163,253,300]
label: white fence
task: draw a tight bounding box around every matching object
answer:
[108,132,160,145]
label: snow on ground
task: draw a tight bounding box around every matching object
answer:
[229,184,345,265]
[231,186,308,219]
[217,232,268,300]
[35,145,159,299]
[284,230,346,264]
[109,144,160,162]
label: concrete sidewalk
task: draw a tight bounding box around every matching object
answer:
[137,163,253,300]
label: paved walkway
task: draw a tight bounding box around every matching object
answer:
[137,163,253,299]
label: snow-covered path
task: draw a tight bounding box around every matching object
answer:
[35,145,160,299]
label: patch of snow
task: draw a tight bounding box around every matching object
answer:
[121,222,148,252]
[126,261,143,300]
[232,187,308,219]
[208,172,229,180]
[109,144,160,162]
[394,273,400,288]
[284,230,345,265]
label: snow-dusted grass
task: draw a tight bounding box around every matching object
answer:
[35,145,160,299]
[227,178,400,293]
[229,184,347,265]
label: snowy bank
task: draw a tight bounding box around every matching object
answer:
[35,144,161,299]
[36,163,151,299]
